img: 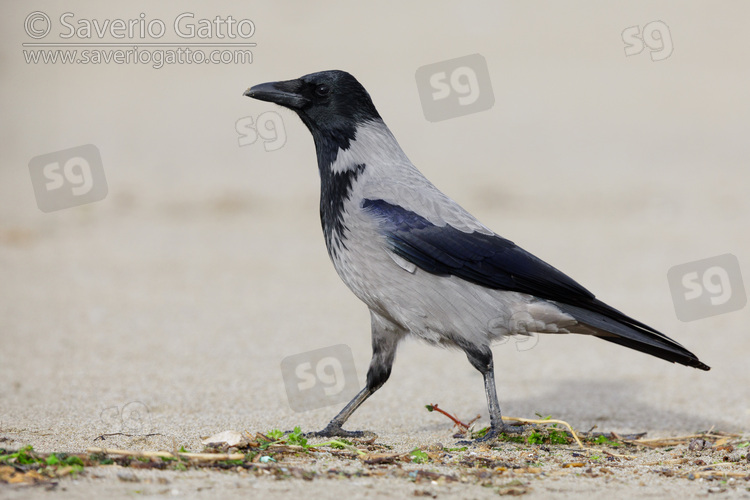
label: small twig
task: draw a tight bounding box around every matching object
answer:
[363,451,410,465]
[681,469,750,480]
[86,447,245,462]
[644,458,690,466]
[426,404,599,452]
[500,417,585,449]
[266,444,309,453]
[503,417,633,459]
[695,462,739,470]
[313,440,367,456]
[255,433,273,443]
[466,414,482,428]
[601,449,627,460]
[93,433,163,442]
[621,432,740,448]
[426,404,471,430]
[352,436,378,446]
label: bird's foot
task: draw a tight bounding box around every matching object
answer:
[456,423,529,445]
[498,422,528,435]
[477,423,528,442]
[304,423,377,440]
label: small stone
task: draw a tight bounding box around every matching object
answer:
[724,452,743,462]
[201,430,246,447]
[117,471,139,483]
[689,438,709,452]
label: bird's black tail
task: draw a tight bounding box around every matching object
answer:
[554,299,710,371]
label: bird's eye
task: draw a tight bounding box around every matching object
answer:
[315,84,331,97]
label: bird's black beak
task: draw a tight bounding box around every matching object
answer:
[243,79,310,110]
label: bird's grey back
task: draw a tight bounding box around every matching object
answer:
[328,119,493,236]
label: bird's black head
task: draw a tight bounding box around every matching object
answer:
[245,70,380,131]
[244,70,381,168]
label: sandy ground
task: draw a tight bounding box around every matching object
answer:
[2,1,749,498]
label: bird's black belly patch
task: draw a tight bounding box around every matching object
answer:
[320,163,366,255]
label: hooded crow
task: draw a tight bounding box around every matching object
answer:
[244,70,709,441]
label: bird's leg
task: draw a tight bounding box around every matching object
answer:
[310,386,375,438]
[308,313,399,439]
[462,344,524,442]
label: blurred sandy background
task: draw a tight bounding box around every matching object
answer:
[1,0,748,483]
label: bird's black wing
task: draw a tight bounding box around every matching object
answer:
[362,198,709,370]
[362,198,594,302]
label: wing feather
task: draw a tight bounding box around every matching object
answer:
[361,198,709,371]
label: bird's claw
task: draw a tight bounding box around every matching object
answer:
[456,423,529,445]
[304,424,377,440]
[498,423,527,435]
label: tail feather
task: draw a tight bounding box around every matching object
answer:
[554,299,710,371]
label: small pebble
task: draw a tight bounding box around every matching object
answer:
[688,438,709,452]
[724,452,743,462]
[117,471,139,483]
